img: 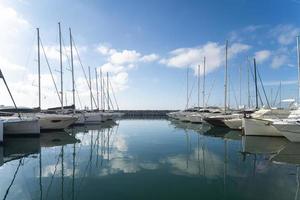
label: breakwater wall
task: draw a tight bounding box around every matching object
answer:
[117,110,178,118]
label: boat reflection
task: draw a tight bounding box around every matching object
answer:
[224,130,242,141]
[241,136,288,155]
[271,143,300,200]
[40,131,80,147]
[169,119,211,134]
[272,142,300,165]
[1,137,40,166]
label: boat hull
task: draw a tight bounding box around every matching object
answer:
[3,119,40,135]
[38,115,77,130]
[224,118,242,130]
[84,112,105,124]
[273,123,300,142]
[187,115,203,123]
[242,118,282,137]
[203,117,229,128]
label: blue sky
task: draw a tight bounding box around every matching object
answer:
[0,0,300,110]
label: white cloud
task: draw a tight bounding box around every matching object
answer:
[271,25,300,45]
[0,56,26,72]
[255,50,271,63]
[263,79,298,86]
[110,72,129,91]
[96,44,158,93]
[243,25,264,32]
[99,63,125,74]
[110,50,141,65]
[271,54,288,69]
[140,54,160,62]
[229,43,251,56]
[160,42,250,75]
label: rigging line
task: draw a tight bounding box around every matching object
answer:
[23,33,36,81]
[61,36,72,71]
[109,79,119,110]
[205,78,216,106]
[74,83,83,110]
[273,84,281,107]
[257,67,271,108]
[229,78,239,108]
[3,159,23,200]
[40,38,62,104]
[72,37,98,108]
[45,151,61,200]
[108,91,115,110]
[248,60,264,106]
[186,75,197,109]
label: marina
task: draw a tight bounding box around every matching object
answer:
[1,0,300,199]
[0,119,299,200]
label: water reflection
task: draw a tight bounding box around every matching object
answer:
[0,120,300,199]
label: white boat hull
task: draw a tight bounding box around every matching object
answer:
[84,112,105,124]
[73,113,85,125]
[242,118,282,136]
[224,118,242,130]
[38,114,77,130]
[273,122,300,142]
[3,118,40,135]
[187,115,203,123]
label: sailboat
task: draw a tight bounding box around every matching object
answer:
[20,25,78,131]
[269,36,300,142]
[203,40,246,129]
[0,70,40,135]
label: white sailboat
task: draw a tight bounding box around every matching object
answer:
[242,108,290,136]
[0,70,40,135]
[1,117,40,136]
[269,36,300,141]
[203,40,241,128]
[29,25,78,131]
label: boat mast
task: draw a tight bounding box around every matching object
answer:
[69,28,75,114]
[95,68,99,110]
[279,81,282,108]
[197,64,200,108]
[107,72,110,111]
[224,40,228,113]
[37,28,41,110]
[253,58,259,109]
[297,36,300,105]
[239,65,242,107]
[88,66,93,110]
[102,70,106,111]
[247,58,250,108]
[186,67,189,109]
[58,22,63,110]
[100,69,103,111]
[203,56,206,109]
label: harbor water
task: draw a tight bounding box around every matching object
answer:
[0,119,299,200]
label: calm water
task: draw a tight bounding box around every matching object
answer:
[0,119,299,200]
